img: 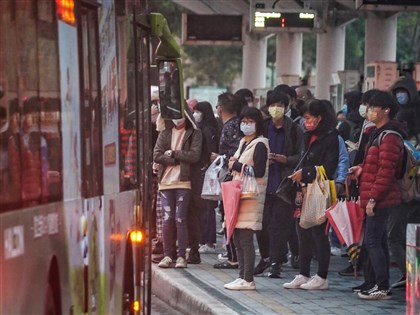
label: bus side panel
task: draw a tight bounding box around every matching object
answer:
[100,1,120,195]
[1,202,70,314]
[63,199,88,314]
[58,21,83,201]
[84,191,136,314]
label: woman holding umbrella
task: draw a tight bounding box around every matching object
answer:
[285,99,339,290]
[223,107,269,291]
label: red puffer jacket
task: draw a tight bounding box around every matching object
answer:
[359,131,403,209]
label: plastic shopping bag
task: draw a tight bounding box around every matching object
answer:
[201,155,225,200]
[240,165,259,200]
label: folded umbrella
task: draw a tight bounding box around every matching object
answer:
[221,179,241,245]
[325,197,365,276]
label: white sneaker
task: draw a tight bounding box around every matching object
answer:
[283,274,310,289]
[218,252,228,262]
[300,275,329,290]
[224,278,243,289]
[158,256,173,268]
[198,244,216,254]
[175,257,187,268]
[330,247,341,256]
[226,279,256,291]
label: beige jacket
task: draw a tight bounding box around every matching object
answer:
[232,136,269,230]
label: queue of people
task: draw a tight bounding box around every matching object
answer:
[151,80,420,300]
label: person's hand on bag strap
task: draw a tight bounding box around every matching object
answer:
[288,169,302,183]
[210,152,220,163]
[335,182,346,199]
[228,156,238,171]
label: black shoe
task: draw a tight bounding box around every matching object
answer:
[268,263,281,278]
[254,259,271,275]
[338,264,361,276]
[213,261,238,269]
[290,255,299,269]
[352,282,374,293]
[152,239,163,255]
[391,275,406,289]
[279,256,288,265]
[358,285,392,300]
[187,250,201,264]
[152,253,164,264]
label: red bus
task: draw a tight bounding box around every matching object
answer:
[0,1,184,314]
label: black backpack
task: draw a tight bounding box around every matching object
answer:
[345,120,363,143]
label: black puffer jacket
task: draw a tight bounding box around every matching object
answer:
[301,129,339,184]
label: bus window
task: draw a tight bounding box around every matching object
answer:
[158,60,183,120]
[79,4,103,198]
[0,0,63,211]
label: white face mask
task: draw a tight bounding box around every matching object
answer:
[172,118,186,127]
[359,104,367,118]
[240,122,256,136]
[193,112,202,123]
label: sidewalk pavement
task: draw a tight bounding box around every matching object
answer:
[151,249,406,315]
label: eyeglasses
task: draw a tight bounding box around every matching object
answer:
[241,120,255,125]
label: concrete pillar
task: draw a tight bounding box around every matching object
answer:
[242,32,267,91]
[276,32,303,87]
[315,25,346,99]
[365,13,397,65]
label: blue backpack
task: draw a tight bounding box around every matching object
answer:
[378,130,420,203]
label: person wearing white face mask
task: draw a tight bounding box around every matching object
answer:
[223,107,269,291]
[347,91,406,300]
[254,91,305,278]
[153,106,202,269]
[186,101,220,264]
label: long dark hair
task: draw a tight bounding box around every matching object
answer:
[195,101,219,132]
[302,99,337,133]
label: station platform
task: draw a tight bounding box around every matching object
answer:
[151,243,406,314]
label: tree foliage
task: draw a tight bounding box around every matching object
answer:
[150,0,242,89]
[345,19,365,72]
[150,1,420,88]
[397,12,420,68]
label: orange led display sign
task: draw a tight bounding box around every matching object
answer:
[251,8,317,33]
[56,0,76,25]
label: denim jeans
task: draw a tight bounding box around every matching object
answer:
[364,206,391,290]
[160,189,191,259]
[233,228,255,282]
